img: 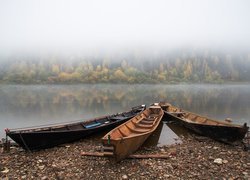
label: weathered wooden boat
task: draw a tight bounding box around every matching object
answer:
[102,105,164,161]
[159,102,249,143]
[5,105,146,151]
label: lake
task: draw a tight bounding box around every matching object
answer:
[0,84,249,146]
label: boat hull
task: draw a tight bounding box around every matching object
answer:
[6,105,146,151]
[102,106,164,161]
[7,121,126,151]
[103,133,151,161]
[163,110,248,143]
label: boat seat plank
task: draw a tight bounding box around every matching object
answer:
[136,123,153,128]
[124,122,150,134]
[131,128,149,134]
[118,128,129,137]
[144,117,155,121]
[139,120,154,125]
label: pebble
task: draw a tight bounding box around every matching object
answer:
[38,165,45,170]
[1,167,9,173]
[160,148,165,152]
[163,174,170,178]
[158,166,163,170]
[122,174,128,179]
[222,160,228,164]
[0,134,249,179]
[208,156,214,160]
[214,158,223,165]
[42,176,48,180]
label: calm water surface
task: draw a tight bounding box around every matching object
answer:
[0,84,249,145]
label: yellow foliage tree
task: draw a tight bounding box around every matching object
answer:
[114,69,128,81]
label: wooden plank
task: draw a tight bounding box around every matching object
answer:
[81,151,169,159]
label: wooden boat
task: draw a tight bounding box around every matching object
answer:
[159,102,249,143]
[5,105,146,151]
[102,105,164,161]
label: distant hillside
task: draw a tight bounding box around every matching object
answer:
[0,49,250,84]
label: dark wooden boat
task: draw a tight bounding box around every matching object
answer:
[159,102,249,143]
[5,105,146,151]
[102,105,164,161]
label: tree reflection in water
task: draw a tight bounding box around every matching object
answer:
[0,84,250,141]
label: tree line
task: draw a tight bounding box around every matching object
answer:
[0,50,249,83]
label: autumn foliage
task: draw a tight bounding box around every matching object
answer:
[0,50,249,84]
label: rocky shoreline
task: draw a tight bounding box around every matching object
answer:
[1,134,249,179]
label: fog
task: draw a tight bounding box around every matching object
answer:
[0,0,250,55]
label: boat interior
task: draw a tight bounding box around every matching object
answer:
[163,104,242,127]
[9,109,142,134]
[105,106,163,139]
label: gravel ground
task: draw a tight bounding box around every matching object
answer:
[1,134,249,179]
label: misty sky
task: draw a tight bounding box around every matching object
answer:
[0,0,250,53]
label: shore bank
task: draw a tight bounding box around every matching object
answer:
[1,135,249,179]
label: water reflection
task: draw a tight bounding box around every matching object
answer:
[144,122,183,147]
[0,84,249,141]
[166,122,191,138]
[143,121,164,147]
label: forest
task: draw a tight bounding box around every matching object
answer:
[0,49,250,84]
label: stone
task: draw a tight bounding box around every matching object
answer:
[222,160,228,164]
[225,118,232,123]
[1,167,9,173]
[214,158,223,165]
[243,164,247,168]
[158,166,163,170]
[164,174,170,178]
[122,175,128,179]
[38,165,45,170]
[160,148,165,152]
[21,175,27,179]
[41,176,48,180]
[242,172,248,176]
[38,159,43,163]
[208,156,214,160]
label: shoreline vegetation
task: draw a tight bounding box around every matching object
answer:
[1,81,250,85]
[1,50,250,84]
